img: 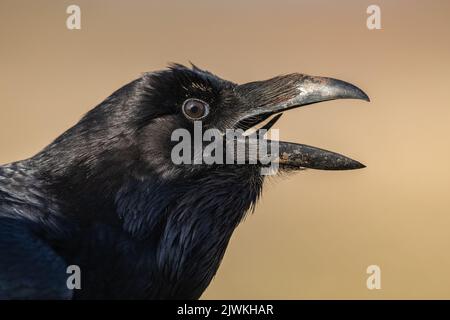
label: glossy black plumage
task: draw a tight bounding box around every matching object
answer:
[0,64,368,299]
[0,65,262,299]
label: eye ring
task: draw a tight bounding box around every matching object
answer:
[182,98,209,120]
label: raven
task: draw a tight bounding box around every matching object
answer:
[0,64,368,299]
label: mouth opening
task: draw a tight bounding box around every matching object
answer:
[236,113,283,137]
[232,110,365,171]
[235,112,274,132]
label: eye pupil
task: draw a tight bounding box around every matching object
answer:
[189,105,199,114]
[182,99,209,120]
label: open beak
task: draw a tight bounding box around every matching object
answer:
[234,73,369,170]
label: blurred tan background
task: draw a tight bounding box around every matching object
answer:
[1,0,450,299]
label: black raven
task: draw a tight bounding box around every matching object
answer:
[0,64,368,299]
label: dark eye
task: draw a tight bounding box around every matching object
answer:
[182,98,209,120]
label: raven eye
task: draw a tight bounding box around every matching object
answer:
[182,98,209,120]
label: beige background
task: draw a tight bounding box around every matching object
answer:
[1,0,449,299]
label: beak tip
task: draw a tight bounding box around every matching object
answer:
[329,77,370,103]
[338,156,366,170]
[346,83,370,102]
[360,91,370,102]
[352,161,366,170]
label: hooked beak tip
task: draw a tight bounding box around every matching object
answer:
[325,77,370,103]
[359,91,370,102]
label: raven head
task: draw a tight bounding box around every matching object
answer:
[126,63,368,178]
